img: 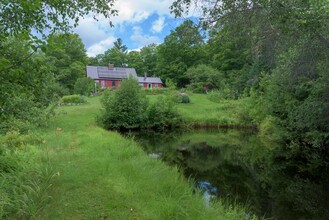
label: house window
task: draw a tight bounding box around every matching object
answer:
[155,84,158,88]
[112,81,116,88]
[148,83,152,88]
[139,83,143,87]
[101,80,105,88]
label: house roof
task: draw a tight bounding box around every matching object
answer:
[86,66,137,79]
[86,65,162,84]
[137,77,163,84]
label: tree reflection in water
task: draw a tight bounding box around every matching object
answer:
[130,129,329,219]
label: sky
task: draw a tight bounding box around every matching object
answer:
[73,0,199,57]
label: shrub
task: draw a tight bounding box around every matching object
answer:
[0,94,56,134]
[141,88,164,95]
[99,77,148,130]
[60,95,86,105]
[207,90,223,103]
[74,77,95,96]
[146,96,183,129]
[258,116,288,143]
[186,82,206,94]
[99,77,184,130]
[181,95,190,103]
[207,87,237,102]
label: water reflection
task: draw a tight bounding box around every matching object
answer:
[130,129,329,219]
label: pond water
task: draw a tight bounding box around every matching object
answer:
[129,129,329,219]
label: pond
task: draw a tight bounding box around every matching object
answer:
[129,129,329,219]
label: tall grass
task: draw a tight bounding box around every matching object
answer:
[0,143,55,219]
[1,96,257,219]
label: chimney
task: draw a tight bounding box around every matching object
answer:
[144,72,147,81]
[108,63,114,69]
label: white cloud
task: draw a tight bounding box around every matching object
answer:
[151,16,165,33]
[74,0,177,56]
[86,36,116,57]
[114,0,173,23]
[74,17,109,48]
[130,26,161,48]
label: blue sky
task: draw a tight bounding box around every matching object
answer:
[73,0,199,57]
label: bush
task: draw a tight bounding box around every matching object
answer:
[186,82,207,94]
[99,77,184,131]
[60,95,86,105]
[74,77,95,96]
[258,116,288,143]
[207,90,223,103]
[141,88,164,95]
[99,77,148,130]
[207,88,237,102]
[146,96,183,129]
[181,95,190,103]
[0,94,56,134]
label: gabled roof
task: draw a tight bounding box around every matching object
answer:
[86,66,137,79]
[137,77,163,84]
[86,65,162,84]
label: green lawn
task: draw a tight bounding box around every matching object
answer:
[177,94,241,126]
[148,93,248,127]
[32,97,248,219]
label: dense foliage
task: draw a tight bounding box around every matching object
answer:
[99,77,182,130]
[169,1,329,219]
[0,1,117,218]
[100,77,148,130]
[45,33,88,93]
[0,37,57,133]
[74,77,96,96]
[1,0,118,133]
[0,0,117,40]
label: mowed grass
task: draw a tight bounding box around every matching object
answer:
[148,93,245,127]
[35,97,247,219]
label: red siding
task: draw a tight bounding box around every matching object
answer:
[143,83,162,88]
[97,79,162,89]
[115,80,120,89]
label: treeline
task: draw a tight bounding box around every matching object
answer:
[167,1,329,218]
[90,1,329,150]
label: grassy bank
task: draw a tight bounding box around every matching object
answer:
[149,93,253,128]
[2,97,250,219]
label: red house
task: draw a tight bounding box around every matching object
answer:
[138,75,163,89]
[86,64,162,89]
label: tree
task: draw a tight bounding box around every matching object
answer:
[126,51,143,75]
[171,0,329,147]
[45,33,88,93]
[102,38,128,67]
[0,37,57,133]
[0,0,118,133]
[0,0,117,40]
[185,64,225,91]
[156,20,205,87]
[140,44,158,76]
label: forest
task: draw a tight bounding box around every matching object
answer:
[1,0,329,219]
